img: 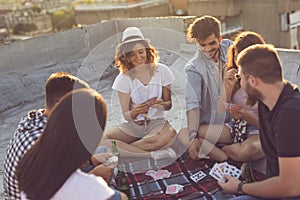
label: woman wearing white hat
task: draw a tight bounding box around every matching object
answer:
[105,27,177,160]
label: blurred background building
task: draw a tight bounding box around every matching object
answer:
[0,0,300,49]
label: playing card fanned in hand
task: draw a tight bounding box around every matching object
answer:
[209,162,241,183]
[209,163,226,183]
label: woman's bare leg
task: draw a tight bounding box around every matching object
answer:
[131,122,176,151]
[222,134,265,162]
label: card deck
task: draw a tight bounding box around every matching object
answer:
[190,170,206,182]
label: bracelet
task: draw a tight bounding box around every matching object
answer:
[188,129,199,139]
[237,181,246,195]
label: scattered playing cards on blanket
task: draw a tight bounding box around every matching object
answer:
[166,184,184,194]
[209,162,241,183]
[190,170,206,182]
[146,169,172,180]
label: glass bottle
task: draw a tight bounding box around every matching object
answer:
[111,140,131,199]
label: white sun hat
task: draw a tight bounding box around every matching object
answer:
[122,27,145,44]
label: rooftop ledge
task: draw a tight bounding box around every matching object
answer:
[75,0,168,11]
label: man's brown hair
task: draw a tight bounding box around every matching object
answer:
[45,72,90,110]
[237,44,283,84]
[187,15,221,42]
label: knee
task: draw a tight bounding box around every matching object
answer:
[155,130,176,148]
[236,142,261,162]
[103,130,116,140]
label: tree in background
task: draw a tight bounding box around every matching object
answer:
[50,9,76,31]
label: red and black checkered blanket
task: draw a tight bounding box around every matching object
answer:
[120,152,265,200]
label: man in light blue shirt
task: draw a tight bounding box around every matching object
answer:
[178,15,232,160]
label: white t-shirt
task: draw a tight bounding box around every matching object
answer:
[21,169,114,200]
[112,63,175,122]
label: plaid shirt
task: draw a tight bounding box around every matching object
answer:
[3,109,47,200]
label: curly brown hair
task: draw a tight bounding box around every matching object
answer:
[115,40,159,79]
[187,15,221,42]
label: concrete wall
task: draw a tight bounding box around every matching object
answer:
[0,17,189,115]
[0,16,300,115]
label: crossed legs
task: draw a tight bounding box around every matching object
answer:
[178,124,264,162]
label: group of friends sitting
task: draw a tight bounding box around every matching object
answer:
[3,15,300,200]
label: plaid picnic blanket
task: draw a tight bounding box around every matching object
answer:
[120,152,265,200]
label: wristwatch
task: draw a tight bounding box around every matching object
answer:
[237,181,246,195]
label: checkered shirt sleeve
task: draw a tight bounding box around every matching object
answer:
[3,110,47,200]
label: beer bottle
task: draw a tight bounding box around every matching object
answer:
[242,162,256,182]
[111,140,119,157]
[111,141,131,199]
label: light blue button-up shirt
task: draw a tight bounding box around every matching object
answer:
[185,39,232,125]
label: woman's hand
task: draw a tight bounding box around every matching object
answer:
[130,102,149,118]
[92,152,114,165]
[224,68,238,88]
[150,99,164,110]
[228,107,246,120]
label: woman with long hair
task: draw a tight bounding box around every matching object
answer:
[17,89,116,200]
[104,27,177,160]
[188,31,265,163]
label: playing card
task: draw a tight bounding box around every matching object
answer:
[152,170,171,180]
[218,162,229,172]
[148,97,157,105]
[209,163,226,183]
[223,101,231,109]
[190,170,206,182]
[209,168,226,183]
[223,101,243,110]
[166,184,184,194]
[153,170,166,179]
[106,155,118,165]
[223,165,242,179]
[145,170,156,176]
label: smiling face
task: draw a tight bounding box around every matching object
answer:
[127,42,147,68]
[197,33,221,61]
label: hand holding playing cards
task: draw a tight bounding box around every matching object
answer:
[209,162,241,184]
[229,108,250,121]
[92,152,114,166]
[218,175,241,194]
